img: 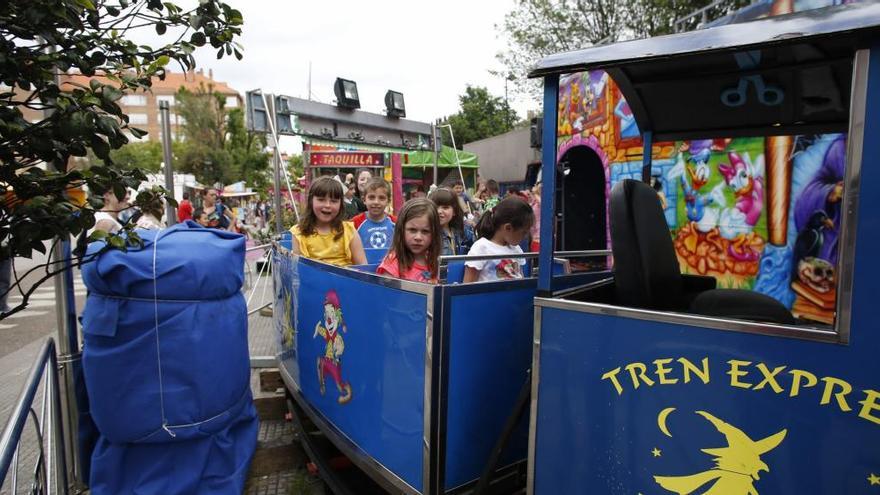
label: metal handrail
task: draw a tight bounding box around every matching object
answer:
[439,249,610,264]
[0,338,67,494]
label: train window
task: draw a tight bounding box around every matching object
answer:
[552,59,862,338]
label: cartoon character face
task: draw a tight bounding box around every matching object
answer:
[688,161,712,190]
[323,303,340,336]
[798,257,835,293]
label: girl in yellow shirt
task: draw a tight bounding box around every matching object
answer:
[291,177,367,266]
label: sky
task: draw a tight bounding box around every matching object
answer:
[187,0,538,128]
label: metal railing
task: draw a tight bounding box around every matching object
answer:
[438,249,611,283]
[0,338,67,495]
[244,243,273,317]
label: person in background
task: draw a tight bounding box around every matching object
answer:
[92,189,130,235]
[341,177,359,220]
[177,191,193,222]
[193,207,209,227]
[134,192,165,230]
[352,178,396,250]
[428,188,474,256]
[377,198,440,283]
[411,184,427,199]
[463,197,535,283]
[352,168,372,213]
[201,188,233,231]
[290,176,367,266]
[529,182,542,252]
[451,180,473,216]
[482,179,502,212]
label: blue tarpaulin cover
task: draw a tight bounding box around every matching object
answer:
[81,221,258,494]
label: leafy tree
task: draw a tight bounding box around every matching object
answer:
[497,0,750,100]
[0,0,243,317]
[175,84,269,188]
[438,86,518,148]
[105,141,163,172]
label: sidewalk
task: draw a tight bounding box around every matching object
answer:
[0,271,276,493]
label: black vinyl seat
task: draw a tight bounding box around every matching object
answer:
[609,179,794,325]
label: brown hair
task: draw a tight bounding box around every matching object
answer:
[428,187,464,234]
[364,177,390,195]
[476,196,534,240]
[298,176,345,240]
[389,198,441,279]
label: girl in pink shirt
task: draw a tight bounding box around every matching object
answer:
[377,199,440,283]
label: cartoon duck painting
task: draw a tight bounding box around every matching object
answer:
[717,152,765,260]
[670,150,723,233]
[314,289,352,404]
[719,152,764,227]
[654,411,787,495]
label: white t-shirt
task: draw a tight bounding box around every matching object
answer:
[464,237,526,282]
[91,211,122,235]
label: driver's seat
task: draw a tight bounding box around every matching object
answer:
[609,179,794,324]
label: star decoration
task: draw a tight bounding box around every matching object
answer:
[652,447,662,458]
[868,473,880,486]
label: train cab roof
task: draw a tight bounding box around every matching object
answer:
[529,2,880,140]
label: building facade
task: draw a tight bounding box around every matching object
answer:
[8,68,241,144]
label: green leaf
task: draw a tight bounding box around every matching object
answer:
[108,235,125,249]
[190,32,206,47]
[87,230,107,242]
[156,55,170,67]
[74,0,96,10]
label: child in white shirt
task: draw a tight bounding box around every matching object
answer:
[463,197,535,282]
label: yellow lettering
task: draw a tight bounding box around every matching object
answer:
[625,362,655,389]
[858,390,880,426]
[678,357,710,384]
[601,367,624,396]
[753,363,786,394]
[727,360,753,389]
[788,369,818,397]
[820,377,853,412]
[653,358,678,385]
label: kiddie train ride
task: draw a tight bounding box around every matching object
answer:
[273,4,880,494]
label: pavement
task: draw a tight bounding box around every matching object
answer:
[0,247,277,494]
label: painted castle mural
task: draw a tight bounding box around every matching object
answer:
[557,69,845,326]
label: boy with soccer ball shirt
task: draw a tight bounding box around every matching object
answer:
[352,177,396,250]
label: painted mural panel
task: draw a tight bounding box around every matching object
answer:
[557,70,845,326]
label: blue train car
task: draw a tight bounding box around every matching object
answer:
[528,3,880,494]
[272,249,603,494]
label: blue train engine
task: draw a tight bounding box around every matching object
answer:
[528,3,880,494]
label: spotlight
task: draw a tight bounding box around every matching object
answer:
[334,78,360,109]
[384,90,405,118]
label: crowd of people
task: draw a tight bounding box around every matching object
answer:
[88,168,544,286]
[289,171,544,284]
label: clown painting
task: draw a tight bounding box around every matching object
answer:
[314,289,353,404]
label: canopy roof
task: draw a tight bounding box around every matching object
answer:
[405,145,479,169]
[529,2,880,140]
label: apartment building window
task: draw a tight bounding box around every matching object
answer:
[225,96,239,108]
[121,95,147,106]
[127,113,148,125]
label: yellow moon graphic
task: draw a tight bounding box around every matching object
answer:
[657,407,676,437]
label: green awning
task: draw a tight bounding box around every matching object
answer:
[405,145,479,169]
